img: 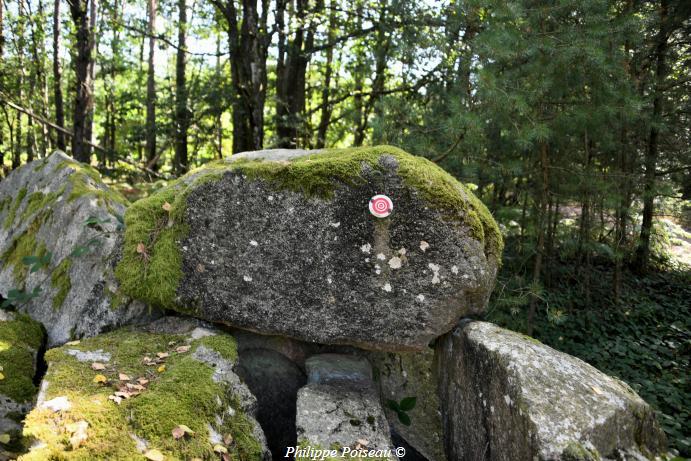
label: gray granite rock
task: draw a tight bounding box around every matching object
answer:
[0,152,157,346]
[436,321,667,461]
[368,349,446,461]
[117,146,502,351]
[296,354,394,457]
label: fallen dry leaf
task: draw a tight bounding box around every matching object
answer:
[162,202,172,212]
[65,340,81,346]
[66,420,89,449]
[175,345,190,354]
[119,373,130,381]
[136,242,147,254]
[127,383,145,391]
[157,365,166,373]
[91,362,106,371]
[156,352,169,359]
[108,395,123,405]
[223,433,233,445]
[137,378,149,385]
[93,374,107,384]
[144,448,165,461]
[0,373,5,381]
[171,424,194,440]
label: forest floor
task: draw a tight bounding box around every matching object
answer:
[488,212,691,457]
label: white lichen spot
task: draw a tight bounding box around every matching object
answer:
[388,256,402,269]
[376,253,386,261]
[268,195,274,201]
[330,222,341,228]
[428,263,441,284]
[327,277,333,284]
[398,248,407,256]
[365,258,370,263]
[504,395,513,406]
[249,240,258,247]
[416,294,426,303]
[360,243,372,254]
[451,265,459,274]
[382,283,392,292]
[243,275,253,282]
[420,240,430,252]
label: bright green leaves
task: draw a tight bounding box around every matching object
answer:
[386,396,417,426]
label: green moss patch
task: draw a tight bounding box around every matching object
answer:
[56,160,129,214]
[3,187,27,230]
[50,259,72,310]
[20,188,65,222]
[0,215,50,286]
[20,328,263,460]
[114,167,226,310]
[0,313,44,403]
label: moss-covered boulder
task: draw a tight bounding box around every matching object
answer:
[0,311,43,458]
[19,317,270,460]
[436,321,667,460]
[0,151,156,346]
[115,146,502,351]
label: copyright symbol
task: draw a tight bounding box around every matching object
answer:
[395,447,406,457]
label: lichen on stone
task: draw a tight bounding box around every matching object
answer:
[20,327,263,460]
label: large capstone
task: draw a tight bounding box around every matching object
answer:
[115,146,502,351]
[19,318,270,460]
[0,152,156,346]
[436,321,667,461]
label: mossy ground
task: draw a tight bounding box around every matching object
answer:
[115,145,503,309]
[20,328,262,460]
[0,313,43,403]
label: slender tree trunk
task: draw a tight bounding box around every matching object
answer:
[316,0,336,148]
[634,0,668,273]
[215,31,222,159]
[14,0,26,169]
[173,0,189,174]
[527,142,549,336]
[67,0,95,162]
[145,0,157,168]
[212,0,271,153]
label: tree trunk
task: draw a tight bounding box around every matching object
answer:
[212,0,271,153]
[173,0,189,174]
[145,0,157,168]
[67,0,95,162]
[527,142,549,336]
[316,0,336,149]
[633,0,668,273]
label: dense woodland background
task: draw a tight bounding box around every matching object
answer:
[0,0,689,455]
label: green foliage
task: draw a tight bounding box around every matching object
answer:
[489,261,691,456]
[386,396,416,426]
